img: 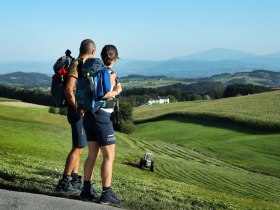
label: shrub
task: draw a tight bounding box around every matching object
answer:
[192,94,202,101]
[118,120,135,134]
[119,101,133,121]
[48,106,59,114]
[203,95,211,100]
[58,107,67,115]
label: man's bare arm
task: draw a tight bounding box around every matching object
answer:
[64,77,77,110]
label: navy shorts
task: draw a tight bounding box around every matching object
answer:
[67,107,87,148]
[83,110,116,146]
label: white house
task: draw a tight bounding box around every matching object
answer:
[147,96,169,105]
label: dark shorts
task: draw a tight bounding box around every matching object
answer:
[67,107,87,148]
[83,110,115,146]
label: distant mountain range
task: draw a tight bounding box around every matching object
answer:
[1,69,279,88]
[0,48,280,77]
[114,48,280,77]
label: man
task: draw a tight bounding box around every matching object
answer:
[56,39,96,192]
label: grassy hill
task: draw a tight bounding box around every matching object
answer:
[132,91,280,176]
[208,70,280,87]
[1,92,280,209]
[133,90,280,131]
[0,72,51,87]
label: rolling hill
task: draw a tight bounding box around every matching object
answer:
[133,90,280,131]
[0,72,51,87]
[1,91,280,209]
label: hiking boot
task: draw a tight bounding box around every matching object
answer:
[56,177,80,192]
[80,184,99,201]
[71,175,83,190]
[99,189,123,206]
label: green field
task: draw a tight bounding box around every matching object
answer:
[1,92,280,209]
[133,90,280,131]
[120,78,189,89]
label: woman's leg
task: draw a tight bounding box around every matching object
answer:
[84,141,100,181]
[100,144,115,188]
[80,141,100,200]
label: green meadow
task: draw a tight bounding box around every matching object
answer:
[1,91,280,209]
[134,90,280,131]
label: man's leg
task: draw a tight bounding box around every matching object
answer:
[73,155,80,174]
[63,147,84,176]
[57,110,87,192]
[80,141,100,200]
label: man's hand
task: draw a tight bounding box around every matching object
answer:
[78,109,85,116]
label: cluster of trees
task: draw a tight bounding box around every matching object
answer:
[222,84,272,98]
[121,82,225,107]
[120,81,274,107]
[0,85,52,106]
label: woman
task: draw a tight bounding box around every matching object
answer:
[80,45,122,206]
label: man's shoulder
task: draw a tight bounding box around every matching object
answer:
[72,59,80,66]
[68,59,81,79]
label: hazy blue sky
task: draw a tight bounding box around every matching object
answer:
[0,0,279,61]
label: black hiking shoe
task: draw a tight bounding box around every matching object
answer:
[56,177,80,192]
[99,189,123,206]
[80,184,99,201]
[71,175,83,190]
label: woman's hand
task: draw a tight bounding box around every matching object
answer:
[113,83,122,95]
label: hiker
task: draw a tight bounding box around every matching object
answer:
[53,49,74,74]
[56,39,96,192]
[51,49,75,107]
[80,45,123,206]
[65,49,74,61]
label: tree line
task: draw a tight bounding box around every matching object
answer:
[120,82,273,107]
[0,82,272,109]
[0,82,272,133]
[0,85,52,106]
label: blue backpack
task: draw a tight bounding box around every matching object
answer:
[75,58,111,113]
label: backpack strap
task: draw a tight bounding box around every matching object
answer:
[76,58,84,78]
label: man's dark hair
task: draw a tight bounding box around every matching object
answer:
[101,45,119,66]
[80,39,96,55]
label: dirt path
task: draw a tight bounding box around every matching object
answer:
[0,101,48,108]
